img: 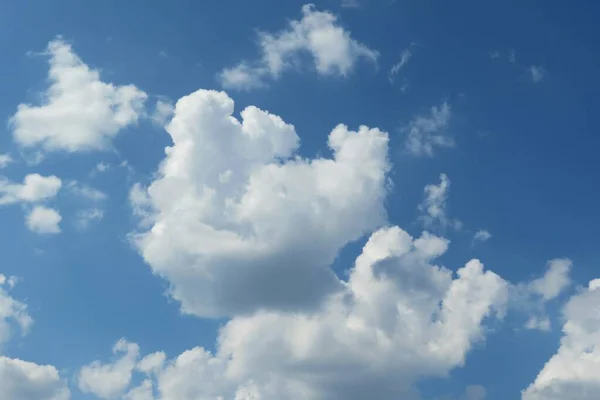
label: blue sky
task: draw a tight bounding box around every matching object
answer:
[0,1,599,399]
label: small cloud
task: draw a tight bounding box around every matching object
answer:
[418,173,462,231]
[525,316,551,332]
[489,51,501,59]
[218,5,378,90]
[75,208,104,231]
[529,66,546,82]
[473,229,492,242]
[151,99,175,126]
[388,46,413,84]
[66,181,107,202]
[404,102,454,156]
[95,162,110,173]
[26,206,61,234]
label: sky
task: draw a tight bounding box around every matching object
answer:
[0,0,599,399]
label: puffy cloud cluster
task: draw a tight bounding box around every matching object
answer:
[0,276,70,399]
[131,89,390,317]
[78,339,140,399]
[0,174,62,234]
[523,280,600,399]
[219,4,378,90]
[0,357,70,400]
[82,226,509,399]
[10,38,147,154]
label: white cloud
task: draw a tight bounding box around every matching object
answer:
[66,181,107,202]
[124,380,154,400]
[95,162,111,173]
[529,66,545,83]
[84,226,509,399]
[219,4,378,90]
[0,357,70,400]
[0,154,13,169]
[130,89,390,318]
[0,174,61,205]
[529,258,572,301]
[523,280,600,399]
[512,259,573,332]
[404,102,453,156]
[389,47,412,83]
[74,208,104,230]
[26,206,62,234]
[219,63,267,91]
[525,316,551,332]
[0,279,67,399]
[418,173,462,231]
[151,99,174,126]
[473,229,492,242]
[10,38,147,153]
[78,339,140,399]
[0,275,32,347]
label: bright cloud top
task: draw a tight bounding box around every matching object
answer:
[219,4,379,90]
[10,39,147,153]
[523,280,600,399]
[131,89,390,318]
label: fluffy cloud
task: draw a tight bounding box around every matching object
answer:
[418,173,462,231]
[0,357,70,400]
[26,206,62,234]
[513,259,573,332]
[0,174,61,205]
[78,339,140,399]
[10,38,147,153]
[0,275,32,347]
[522,280,600,399]
[219,4,378,90]
[404,102,453,156]
[87,226,508,399]
[130,89,390,318]
[0,277,69,399]
[528,259,572,301]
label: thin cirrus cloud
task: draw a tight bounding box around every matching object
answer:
[418,173,462,231]
[219,4,379,90]
[403,101,454,156]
